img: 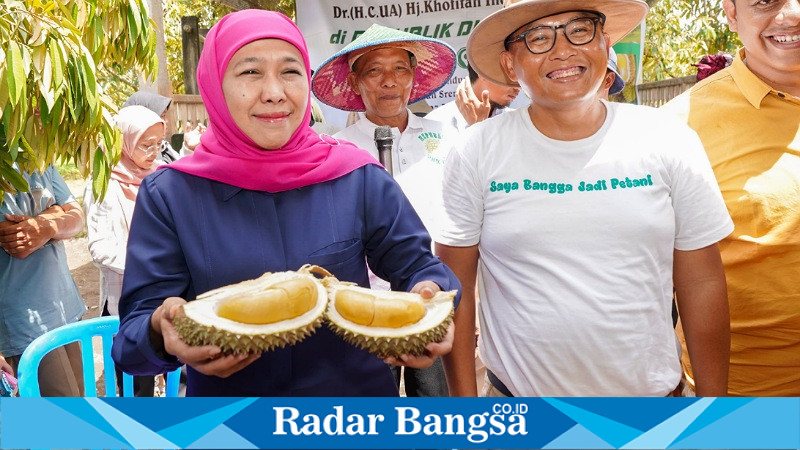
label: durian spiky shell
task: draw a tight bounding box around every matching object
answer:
[325,285,455,358]
[173,268,329,355]
[173,311,324,354]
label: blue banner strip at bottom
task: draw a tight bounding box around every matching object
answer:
[1,397,799,449]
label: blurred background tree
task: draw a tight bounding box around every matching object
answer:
[165,0,294,94]
[643,0,740,81]
[0,0,157,202]
[164,0,231,95]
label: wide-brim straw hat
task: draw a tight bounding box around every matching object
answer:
[468,0,649,87]
[312,24,456,112]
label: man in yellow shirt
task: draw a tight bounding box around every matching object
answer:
[664,0,800,396]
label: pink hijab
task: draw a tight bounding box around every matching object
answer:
[166,10,377,192]
[112,105,165,201]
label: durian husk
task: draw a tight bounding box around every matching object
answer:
[325,284,455,358]
[173,265,332,355]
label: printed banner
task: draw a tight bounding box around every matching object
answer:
[2,397,800,449]
[297,0,509,127]
[611,22,645,104]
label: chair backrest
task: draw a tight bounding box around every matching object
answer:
[17,316,181,397]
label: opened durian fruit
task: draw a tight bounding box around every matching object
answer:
[173,264,455,357]
[173,265,331,354]
[325,283,455,358]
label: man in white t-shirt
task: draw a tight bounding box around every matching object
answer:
[437,0,734,397]
[312,24,457,397]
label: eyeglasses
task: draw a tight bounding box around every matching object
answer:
[504,14,605,54]
[135,142,161,157]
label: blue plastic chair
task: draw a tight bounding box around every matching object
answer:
[17,316,181,397]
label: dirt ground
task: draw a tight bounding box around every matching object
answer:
[64,179,101,320]
[63,179,175,397]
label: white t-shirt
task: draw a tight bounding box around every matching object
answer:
[438,101,734,396]
[335,110,453,241]
[426,100,510,135]
[426,101,468,135]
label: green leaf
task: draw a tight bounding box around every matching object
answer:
[5,107,20,149]
[6,41,25,106]
[91,146,108,202]
[31,43,46,74]
[48,38,64,92]
[20,42,32,78]
[81,47,97,95]
[0,64,9,110]
[42,0,57,13]
[39,49,55,110]
[126,3,139,46]
[75,1,88,28]
[39,93,51,125]
[128,0,143,33]
[0,159,30,193]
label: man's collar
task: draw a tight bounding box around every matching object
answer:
[406,108,424,130]
[731,49,774,109]
[356,109,422,133]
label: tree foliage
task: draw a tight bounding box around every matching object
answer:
[164,0,232,94]
[643,0,740,81]
[0,0,158,202]
[164,0,294,95]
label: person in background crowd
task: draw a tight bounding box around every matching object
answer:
[312,24,457,397]
[123,91,181,163]
[0,354,12,376]
[179,121,206,157]
[427,62,520,133]
[309,97,340,136]
[112,9,459,397]
[123,91,206,162]
[0,164,87,396]
[85,105,166,396]
[600,47,626,99]
[425,62,520,395]
[692,52,734,82]
[437,0,733,397]
[664,0,800,396]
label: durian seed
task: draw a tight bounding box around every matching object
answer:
[335,289,426,328]
[216,278,317,324]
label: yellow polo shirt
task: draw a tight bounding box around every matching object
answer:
[665,50,800,396]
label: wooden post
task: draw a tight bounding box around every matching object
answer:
[139,0,175,133]
[182,16,201,96]
[139,0,171,93]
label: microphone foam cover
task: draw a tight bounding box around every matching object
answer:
[374,125,393,141]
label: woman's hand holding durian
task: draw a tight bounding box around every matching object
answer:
[382,280,455,369]
[150,297,261,378]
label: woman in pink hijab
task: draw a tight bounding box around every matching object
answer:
[112,10,460,396]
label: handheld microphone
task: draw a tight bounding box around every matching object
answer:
[374,126,394,176]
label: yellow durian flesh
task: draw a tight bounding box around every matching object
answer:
[216,278,317,324]
[335,289,426,328]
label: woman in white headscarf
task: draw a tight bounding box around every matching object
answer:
[123,91,185,162]
[85,105,165,316]
[85,105,165,396]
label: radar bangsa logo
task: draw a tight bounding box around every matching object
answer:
[272,402,528,444]
[395,403,528,443]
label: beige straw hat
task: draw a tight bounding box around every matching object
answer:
[467,0,648,87]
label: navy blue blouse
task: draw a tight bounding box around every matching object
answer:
[112,164,460,396]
